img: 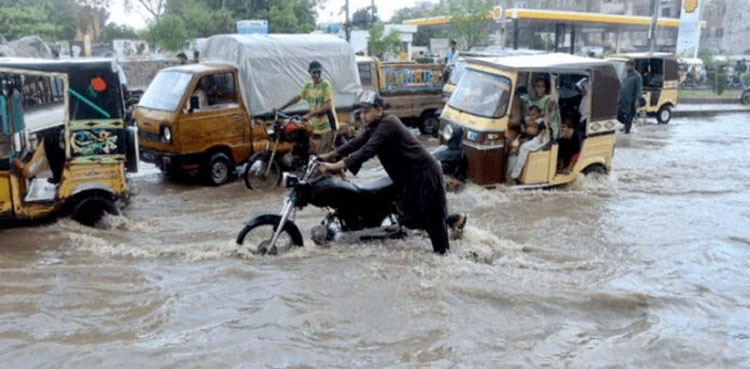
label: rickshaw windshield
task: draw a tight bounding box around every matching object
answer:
[611,60,627,82]
[138,70,193,111]
[449,60,468,85]
[448,68,511,118]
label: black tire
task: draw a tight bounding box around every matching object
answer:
[236,214,304,255]
[71,195,120,227]
[741,90,750,105]
[419,114,440,137]
[203,152,233,186]
[656,105,672,124]
[582,164,607,176]
[244,152,281,192]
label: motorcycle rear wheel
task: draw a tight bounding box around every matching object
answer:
[244,157,281,192]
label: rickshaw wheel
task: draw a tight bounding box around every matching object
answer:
[741,90,750,105]
[419,115,440,137]
[657,105,672,124]
[71,195,120,227]
[582,164,607,176]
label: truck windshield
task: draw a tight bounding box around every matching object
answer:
[448,69,511,118]
[138,70,193,111]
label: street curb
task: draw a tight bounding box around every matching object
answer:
[673,108,750,117]
[680,98,739,104]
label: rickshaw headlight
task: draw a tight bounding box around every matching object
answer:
[487,133,501,140]
[442,124,454,142]
[161,126,172,143]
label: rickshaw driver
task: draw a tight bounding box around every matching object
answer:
[317,91,467,255]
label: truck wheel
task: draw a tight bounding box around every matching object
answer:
[419,115,440,137]
[71,195,119,227]
[656,105,672,124]
[204,152,233,186]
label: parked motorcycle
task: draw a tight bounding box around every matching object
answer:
[243,112,311,191]
[236,157,407,255]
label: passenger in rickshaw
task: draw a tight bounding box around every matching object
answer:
[507,105,550,184]
[527,76,559,138]
[557,117,582,174]
[508,85,529,128]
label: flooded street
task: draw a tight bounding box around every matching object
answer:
[1,113,749,367]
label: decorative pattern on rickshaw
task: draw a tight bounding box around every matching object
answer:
[71,129,119,156]
[382,67,444,93]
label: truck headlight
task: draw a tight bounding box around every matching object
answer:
[161,126,172,143]
[442,124,454,142]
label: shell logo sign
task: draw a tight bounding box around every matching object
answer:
[684,0,698,13]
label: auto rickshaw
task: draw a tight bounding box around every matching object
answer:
[435,53,619,188]
[742,88,750,105]
[608,53,679,124]
[0,62,135,226]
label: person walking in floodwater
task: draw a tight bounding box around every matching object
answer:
[618,59,642,134]
[317,91,467,255]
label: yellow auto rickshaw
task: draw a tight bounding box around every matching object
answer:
[609,53,680,124]
[435,53,619,188]
[0,62,135,226]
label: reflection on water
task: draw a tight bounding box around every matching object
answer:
[1,115,749,367]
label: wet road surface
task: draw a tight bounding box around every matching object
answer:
[1,114,749,367]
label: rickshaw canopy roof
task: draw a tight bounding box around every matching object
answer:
[467,53,615,73]
[0,57,125,121]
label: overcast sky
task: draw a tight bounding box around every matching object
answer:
[108,0,434,30]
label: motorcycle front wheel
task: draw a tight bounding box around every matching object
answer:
[244,156,282,192]
[236,215,304,256]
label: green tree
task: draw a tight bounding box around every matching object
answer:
[367,22,401,59]
[101,23,139,41]
[447,0,493,48]
[165,0,232,38]
[391,5,449,47]
[147,13,187,51]
[0,0,80,41]
[698,48,713,66]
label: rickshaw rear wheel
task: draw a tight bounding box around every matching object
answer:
[582,164,607,176]
[656,105,672,124]
[71,194,120,227]
[419,114,440,137]
[741,90,750,105]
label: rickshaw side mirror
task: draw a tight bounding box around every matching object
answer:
[188,96,199,113]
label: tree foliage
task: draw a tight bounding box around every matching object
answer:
[367,22,401,59]
[146,13,187,51]
[101,23,139,41]
[165,0,233,38]
[0,0,80,41]
[447,0,493,48]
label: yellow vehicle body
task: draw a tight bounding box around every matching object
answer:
[439,53,619,188]
[0,67,129,224]
[609,53,679,123]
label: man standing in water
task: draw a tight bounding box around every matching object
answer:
[317,91,466,255]
[618,59,642,134]
[274,61,337,154]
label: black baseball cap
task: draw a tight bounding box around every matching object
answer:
[356,90,385,108]
[309,60,323,73]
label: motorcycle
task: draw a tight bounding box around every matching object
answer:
[236,157,408,255]
[243,112,311,191]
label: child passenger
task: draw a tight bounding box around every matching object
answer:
[507,105,550,184]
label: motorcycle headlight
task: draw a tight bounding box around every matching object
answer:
[161,126,172,143]
[266,125,275,136]
[442,124,454,142]
[282,172,299,188]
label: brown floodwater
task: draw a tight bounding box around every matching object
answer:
[1,114,749,367]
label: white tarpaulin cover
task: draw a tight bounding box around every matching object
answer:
[201,34,361,116]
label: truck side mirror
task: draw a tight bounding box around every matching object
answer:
[189,96,199,113]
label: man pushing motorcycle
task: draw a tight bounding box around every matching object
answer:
[317,91,467,254]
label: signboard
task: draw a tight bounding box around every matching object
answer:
[675,0,702,58]
[237,20,268,35]
[381,64,444,94]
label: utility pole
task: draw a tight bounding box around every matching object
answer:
[499,0,509,48]
[647,0,659,53]
[345,0,351,42]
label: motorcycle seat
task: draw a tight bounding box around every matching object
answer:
[352,176,394,196]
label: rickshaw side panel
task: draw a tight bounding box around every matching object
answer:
[574,134,616,173]
[57,163,127,200]
[519,148,552,184]
[0,171,12,214]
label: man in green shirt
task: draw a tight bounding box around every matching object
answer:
[274,61,338,154]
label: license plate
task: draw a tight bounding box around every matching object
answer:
[467,131,478,141]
